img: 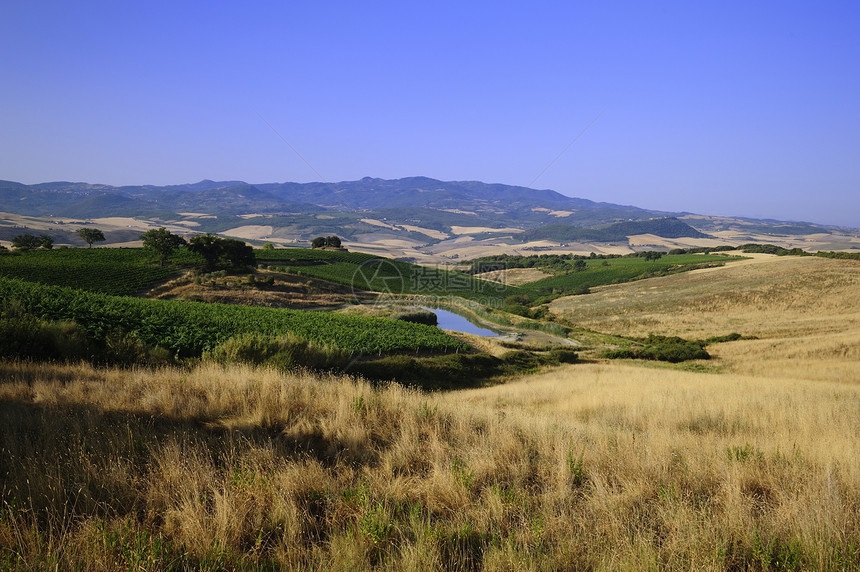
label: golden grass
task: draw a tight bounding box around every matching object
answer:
[1,359,858,569]
[449,226,524,235]
[221,225,276,240]
[473,268,552,286]
[551,256,860,384]
[399,225,450,240]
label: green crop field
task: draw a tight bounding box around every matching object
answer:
[0,248,199,295]
[258,248,516,300]
[256,248,378,264]
[0,276,465,356]
[256,249,739,311]
[518,254,736,300]
[466,253,740,306]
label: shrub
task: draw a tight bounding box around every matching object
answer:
[545,348,579,364]
[352,352,506,390]
[500,350,542,372]
[206,332,350,371]
[0,313,90,361]
[392,310,438,326]
[603,334,710,363]
[103,328,173,366]
[699,332,749,344]
[505,304,530,317]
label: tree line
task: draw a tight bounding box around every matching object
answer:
[5,227,256,271]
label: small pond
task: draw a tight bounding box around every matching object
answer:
[425,308,499,337]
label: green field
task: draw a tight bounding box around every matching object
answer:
[0,247,200,295]
[467,252,740,306]
[0,276,465,357]
[258,249,738,307]
[258,248,516,300]
[0,247,744,362]
[518,254,737,299]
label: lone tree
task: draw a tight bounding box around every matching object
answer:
[188,233,255,271]
[77,228,105,248]
[140,227,187,266]
[311,235,342,249]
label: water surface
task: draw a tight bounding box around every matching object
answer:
[426,308,499,337]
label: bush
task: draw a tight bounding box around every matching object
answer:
[500,350,542,372]
[0,304,171,365]
[103,328,173,366]
[352,352,506,390]
[545,348,579,364]
[0,313,90,361]
[505,304,530,317]
[206,332,350,371]
[700,332,747,344]
[603,334,710,363]
[392,310,438,326]
[528,306,549,320]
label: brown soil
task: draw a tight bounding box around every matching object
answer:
[143,269,376,309]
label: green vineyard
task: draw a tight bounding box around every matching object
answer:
[257,248,515,300]
[0,276,465,357]
[0,248,200,295]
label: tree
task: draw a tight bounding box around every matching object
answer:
[220,238,255,269]
[262,242,275,251]
[188,234,221,269]
[77,228,105,248]
[188,233,255,271]
[140,227,187,266]
[11,234,53,251]
[326,236,342,248]
[11,234,39,251]
[311,237,326,249]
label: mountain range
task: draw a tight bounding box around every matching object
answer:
[0,177,854,257]
[0,176,667,222]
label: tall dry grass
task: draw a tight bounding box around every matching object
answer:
[551,256,860,338]
[1,359,858,570]
[551,255,860,384]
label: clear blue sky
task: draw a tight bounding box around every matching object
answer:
[2,1,859,227]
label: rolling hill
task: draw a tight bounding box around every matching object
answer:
[1,177,857,260]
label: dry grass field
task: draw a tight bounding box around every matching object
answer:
[1,254,859,569]
[1,360,857,570]
[473,268,552,286]
[551,255,860,384]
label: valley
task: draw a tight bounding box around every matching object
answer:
[1,245,857,569]
[0,178,859,569]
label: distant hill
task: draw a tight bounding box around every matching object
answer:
[1,177,854,254]
[0,176,665,225]
[0,177,676,242]
[521,218,711,243]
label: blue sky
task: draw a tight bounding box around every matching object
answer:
[2,1,859,226]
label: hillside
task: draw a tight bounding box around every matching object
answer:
[519,217,710,243]
[549,254,860,383]
[2,177,858,263]
[0,177,665,224]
